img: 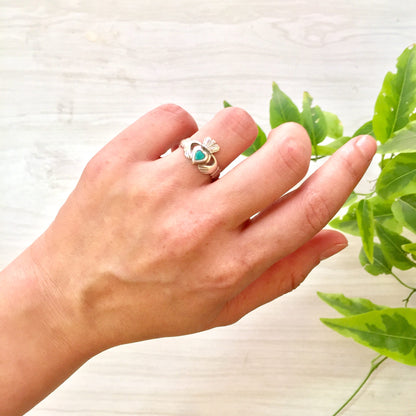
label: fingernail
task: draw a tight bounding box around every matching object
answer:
[320,242,348,261]
[355,135,377,160]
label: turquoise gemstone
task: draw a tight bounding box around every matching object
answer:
[195,150,205,161]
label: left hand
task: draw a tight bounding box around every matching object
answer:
[29,104,376,350]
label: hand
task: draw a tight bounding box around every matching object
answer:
[30,104,376,351]
[1,104,376,414]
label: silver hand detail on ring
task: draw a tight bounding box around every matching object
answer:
[180,137,221,180]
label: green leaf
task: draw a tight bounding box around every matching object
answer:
[371,195,402,234]
[316,136,351,157]
[223,101,267,156]
[378,120,416,154]
[359,244,393,276]
[373,45,416,143]
[269,82,301,129]
[402,243,416,257]
[242,126,267,156]
[357,199,374,263]
[353,120,374,138]
[330,195,403,237]
[376,153,416,201]
[343,191,358,207]
[317,292,386,317]
[329,202,360,236]
[301,91,327,155]
[323,111,343,138]
[375,221,415,270]
[321,308,416,366]
[391,194,416,234]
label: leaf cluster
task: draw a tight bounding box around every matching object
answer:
[225,82,345,159]
[329,45,416,287]
[224,45,416,369]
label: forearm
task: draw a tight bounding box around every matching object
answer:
[0,237,94,415]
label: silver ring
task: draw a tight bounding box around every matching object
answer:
[180,137,221,180]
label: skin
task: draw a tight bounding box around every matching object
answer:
[0,104,377,415]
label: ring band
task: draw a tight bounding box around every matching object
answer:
[180,137,221,180]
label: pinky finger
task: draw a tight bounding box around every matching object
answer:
[210,230,348,328]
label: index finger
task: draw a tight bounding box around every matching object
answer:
[240,135,377,266]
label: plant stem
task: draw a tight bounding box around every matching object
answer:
[403,289,416,307]
[312,148,320,162]
[391,271,416,291]
[331,355,388,416]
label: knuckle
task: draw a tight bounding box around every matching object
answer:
[82,149,128,188]
[222,106,258,143]
[268,122,311,178]
[278,134,311,178]
[156,103,198,131]
[302,190,332,234]
[277,122,311,150]
[209,263,240,292]
[279,122,311,152]
[210,249,251,292]
[279,122,310,139]
[82,153,110,183]
[157,103,187,116]
[338,150,364,179]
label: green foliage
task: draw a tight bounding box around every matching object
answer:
[268,83,350,158]
[378,121,416,154]
[359,244,392,276]
[269,82,301,128]
[330,202,360,236]
[319,295,416,366]
[356,199,374,263]
[224,46,416,385]
[373,45,416,143]
[223,100,267,156]
[402,243,416,258]
[316,136,351,157]
[375,222,415,270]
[323,111,343,139]
[343,191,358,207]
[375,153,416,200]
[301,92,327,156]
[394,195,416,234]
[353,120,374,137]
[321,308,416,366]
[369,195,402,234]
[317,292,386,316]
[320,47,416,378]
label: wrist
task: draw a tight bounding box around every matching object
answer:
[0,235,99,414]
[26,232,105,357]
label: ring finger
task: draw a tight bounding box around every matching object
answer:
[163,107,259,187]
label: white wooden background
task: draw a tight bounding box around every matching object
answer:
[1,1,416,415]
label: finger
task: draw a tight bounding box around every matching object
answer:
[165,107,258,186]
[107,104,198,161]
[212,122,311,227]
[242,135,377,264]
[211,230,347,327]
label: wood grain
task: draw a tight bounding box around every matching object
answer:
[1,1,415,415]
